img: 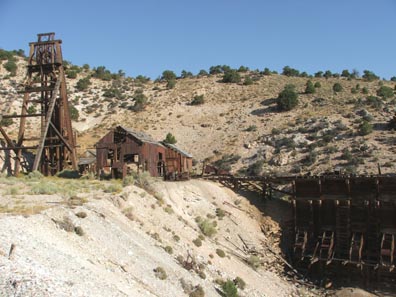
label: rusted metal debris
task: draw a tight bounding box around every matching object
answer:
[0,33,77,176]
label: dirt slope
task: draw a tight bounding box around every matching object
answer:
[0,178,303,297]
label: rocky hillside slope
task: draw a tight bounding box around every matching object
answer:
[1,53,396,176]
[0,173,311,297]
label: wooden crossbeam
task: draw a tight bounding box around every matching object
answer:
[32,78,61,171]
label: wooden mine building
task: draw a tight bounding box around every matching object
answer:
[96,126,192,179]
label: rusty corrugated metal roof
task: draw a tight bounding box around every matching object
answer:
[161,142,193,158]
[118,126,165,147]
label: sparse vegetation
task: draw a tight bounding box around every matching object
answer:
[191,95,204,105]
[222,280,238,297]
[164,132,177,144]
[153,266,167,280]
[164,245,173,254]
[362,70,379,82]
[197,218,217,237]
[222,70,241,83]
[246,255,261,270]
[3,60,17,76]
[377,85,394,99]
[193,238,202,247]
[277,84,298,111]
[332,83,343,93]
[75,77,91,91]
[304,80,315,94]
[359,120,373,136]
[234,277,246,290]
[216,248,226,258]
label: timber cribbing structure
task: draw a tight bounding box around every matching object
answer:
[205,174,396,291]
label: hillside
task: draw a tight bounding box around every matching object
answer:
[1,53,396,176]
[0,174,310,297]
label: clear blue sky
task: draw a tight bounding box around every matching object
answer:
[1,0,396,79]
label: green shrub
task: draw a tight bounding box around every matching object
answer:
[238,65,249,72]
[222,280,238,297]
[277,84,298,111]
[164,205,173,214]
[216,249,226,257]
[304,150,317,166]
[135,75,150,84]
[74,226,84,236]
[154,267,167,280]
[193,238,202,247]
[246,255,261,270]
[132,91,148,111]
[104,183,122,193]
[213,154,241,171]
[191,95,204,105]
[314,81,321,88]
[69,105,79,121]
[222,70,241,83]
[243,76,253,85]
[163,132,177,144]
[341,69,351,78]
[189,285,205,297]
[75,211,87,218]
[366,96,382,109]
[0,49,15,61]
[314,71,323,78]
[198,219,217,237]
[377,86,394,99]
[31,181,59,194]
[305,80,315,94]
[162,70,177,81]
[324,70,332,79]
[341,148,353,161]
[247,160,264,176]
[166,79,176,89]
[359,120,373,136]
[164,246,173,254]
[4,60,17,75]
[282,66,299,77]
[234,277,246,290]
[92,66,113,81]
[333,83,343,93]
[103,88,123,99]
[122,175,134,186]
[245,125,257,132]
[66,70,77,79]
[198,69,208,76]
[181,70,193,78]
[262,67,271,75]
[75,77,91,91]
[216,208,225,219]
[0,117,13,127]
[362,70,379,81]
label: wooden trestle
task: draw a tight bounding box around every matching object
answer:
[205,174,396,291]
